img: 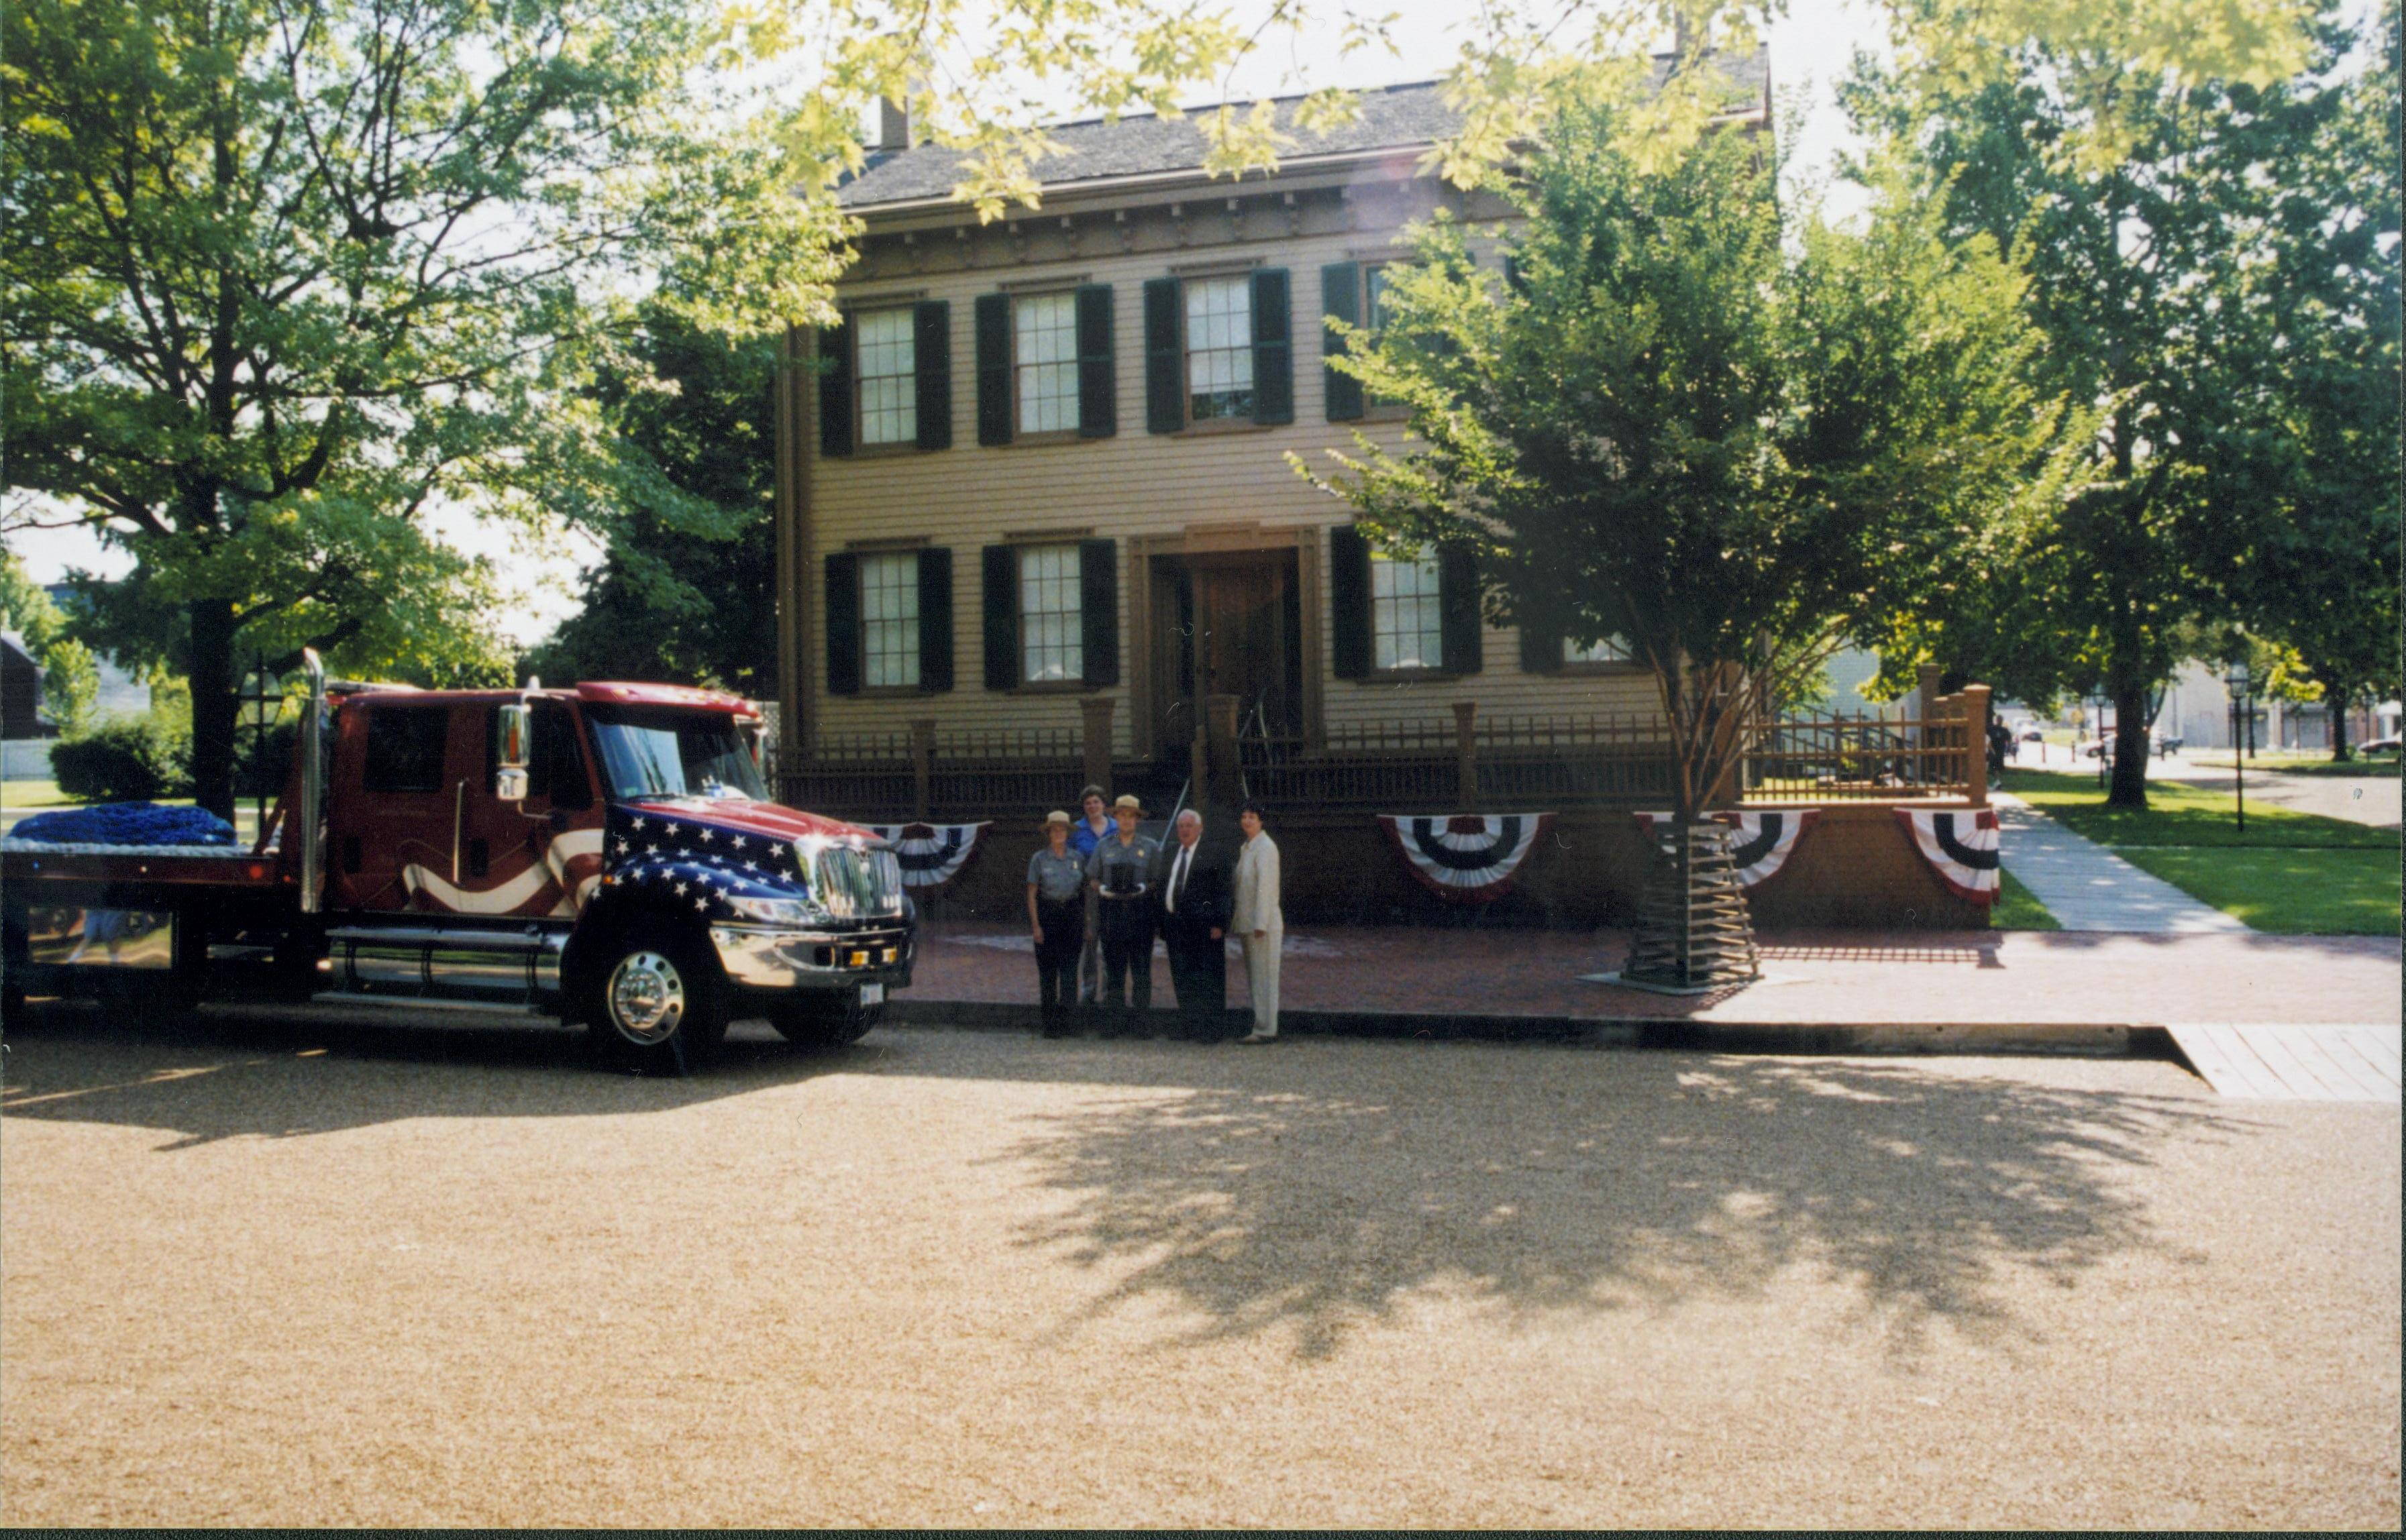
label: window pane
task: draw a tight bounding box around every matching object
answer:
[1563,635,1632,664]
[1370,553,1444,671]
[861,553,921,688]
[856,307,918,445]
[363,706,451,793]
[1184,276,1254,421]
[1018,543,1084,683]
[1014,292,1080,435]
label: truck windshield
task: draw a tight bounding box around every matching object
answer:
[585,708,767,802]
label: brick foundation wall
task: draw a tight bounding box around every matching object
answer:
[900,802,1988,930]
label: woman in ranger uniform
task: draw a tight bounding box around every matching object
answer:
[1086,793,1160,1038]
[1026,810,1088,1038]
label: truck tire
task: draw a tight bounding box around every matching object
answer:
[765,993,884,1049]
[582,924,729,1073]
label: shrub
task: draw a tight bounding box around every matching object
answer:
[52,713,193,802]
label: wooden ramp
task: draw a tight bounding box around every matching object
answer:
[2167,1023,2402,1103]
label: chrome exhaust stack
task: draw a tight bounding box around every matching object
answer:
[298,649,327,914]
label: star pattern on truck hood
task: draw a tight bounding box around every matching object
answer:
[602,807,816,918]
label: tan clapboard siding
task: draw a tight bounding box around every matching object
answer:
[807,225,1667,757]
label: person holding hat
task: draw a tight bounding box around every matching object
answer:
[1069,784,1111,1007]
[1086,793,1160,1036]
[1027,811,1088,1038]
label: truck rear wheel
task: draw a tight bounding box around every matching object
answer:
[584,924,729,1073]
[765,993,883,1049]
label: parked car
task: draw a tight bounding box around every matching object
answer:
[2360,736,2402,757]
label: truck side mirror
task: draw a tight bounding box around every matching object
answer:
[495,704,531,802]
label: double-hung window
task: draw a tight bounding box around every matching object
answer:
[1563,635,1632,665]
[855,306,918,446]
[1370,551,1445,671]
[860,552,922,689]
[1184,276,1255,422]
[1018,544,1084,683]
[1014,293,1080,435]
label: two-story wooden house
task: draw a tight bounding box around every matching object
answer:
[768,57,2002,928]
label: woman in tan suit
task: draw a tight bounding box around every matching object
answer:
[1230,802,1283,1044]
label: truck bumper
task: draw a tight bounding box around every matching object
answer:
[707,923,913,991]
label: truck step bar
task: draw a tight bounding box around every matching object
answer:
[323,923,567,1006]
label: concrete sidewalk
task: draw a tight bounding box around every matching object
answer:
[901,919,2401,1040]
[1990,791,2250,934]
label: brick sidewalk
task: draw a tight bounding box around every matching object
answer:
[906,920,2402,1029]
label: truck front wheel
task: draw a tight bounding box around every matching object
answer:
[765,993,883,1049]
[584,926,729,1073]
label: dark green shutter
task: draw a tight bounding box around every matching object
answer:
[1329,526,1371,679]
[817,318,853,457]
[1143,276,1184,434]
[982,544,1018,691]
[974,293,1012,447]
[824,553,860,695]
[1078,537,1118,687]
[1251,267,1292,425]
[1502,252,1527,296]
[1076,283,1116,437]
[1516,589,1565,674]
[918,547,953,692]
[1320,262,1363,422]
[1439,546,1483,675]
[913,300,951,450]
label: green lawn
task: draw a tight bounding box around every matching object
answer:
[0,779,73,809]
[1998,767,2398,848]
[1991,869,2060,931]
[2184,753,2401,779]
[1999,767,2400,935]
[2110,846,2402,936]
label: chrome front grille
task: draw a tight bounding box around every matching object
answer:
[812,843,905,919]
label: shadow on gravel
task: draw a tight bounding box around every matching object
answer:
[976,1047,2252,1360]
[0,1001,849,1146]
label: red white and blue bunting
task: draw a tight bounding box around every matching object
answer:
[1633,809,1819,891]
[1377,812,1555,903]
[862,822,990,891]
[1894,808,2001,903]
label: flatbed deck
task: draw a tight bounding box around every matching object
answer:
[1,840,286,889]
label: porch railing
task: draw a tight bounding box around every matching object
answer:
[771,682,1991,821]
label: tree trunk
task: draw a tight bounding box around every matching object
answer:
[2107,679,2152,808]
[2328,681,2353,763]
[189,596,240,822]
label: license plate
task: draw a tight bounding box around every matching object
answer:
[859,982,885,1006]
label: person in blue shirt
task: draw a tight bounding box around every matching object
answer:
[1069,784,1111,1006]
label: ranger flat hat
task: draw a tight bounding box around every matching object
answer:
[1044,810,1071,826]
[1111,793,1143,812]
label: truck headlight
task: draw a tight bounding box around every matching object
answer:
[722,894,821,927]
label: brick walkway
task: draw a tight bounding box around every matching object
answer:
[908,920,2401,1030]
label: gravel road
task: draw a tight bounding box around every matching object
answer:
[4,1011,2397,1528]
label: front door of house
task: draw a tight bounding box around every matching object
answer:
[1150,549,1300,757]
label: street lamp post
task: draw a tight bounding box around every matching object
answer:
[2093,690,2109,791]
[2226,661,2249,836]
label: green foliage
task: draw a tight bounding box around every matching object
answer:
[0,0,816,812]
[0,548,64,652]
[1845,2,2395,798]
[1298,74,2081,817]
[520,308,778,692]
[52,713,194,802]
[38,637,99,734]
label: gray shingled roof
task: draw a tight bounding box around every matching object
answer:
[838,50,1770,211]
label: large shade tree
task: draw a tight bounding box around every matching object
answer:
[1842,0,2395,798]
[1300,72,2080,983]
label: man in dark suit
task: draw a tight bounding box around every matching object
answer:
[1153,809,1230,1040]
